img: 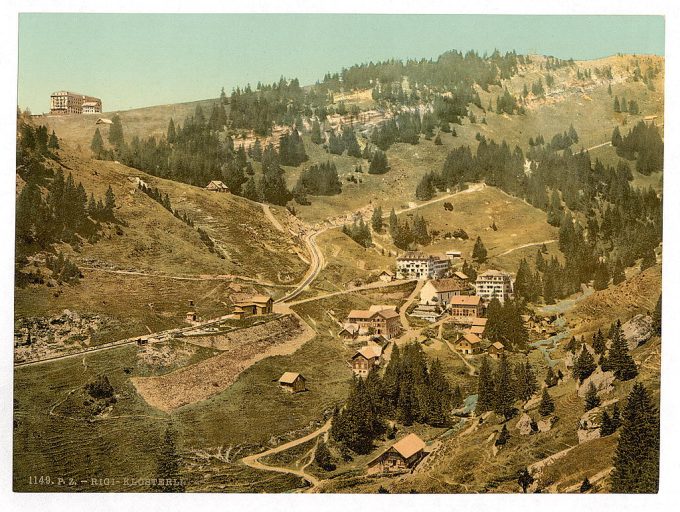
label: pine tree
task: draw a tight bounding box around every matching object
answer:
[544,366,557,388]
[108,114,125,150]
[611,383,659,493]
[580,477,592,493]
[572,348,596,383]
[584,382,601,411]
[153,423,185,492]
[48,130,59,150]
[90,128,104,157]
[608,320,638,381]
[167,118,176,143]
[518,467,534,493]
[388,208,398,239]
[472,236,487,263]
[314,440,336,471]
[593,261,610,290]
[495,423,510,446]
[600,410,615,436]
[104,185,116,217]
[612,259,626,285]
[493,354,515,420]
[475,356,495,414]
[592,329,606,355]
[371,206,383,232]
[613,96,621,112]
[514,361,538,402]
[538,387,555,416]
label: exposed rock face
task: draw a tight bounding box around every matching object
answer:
[621,314,654,350]
[516,413,533,436]
[537,416,558,433]
[577,367,615,397]
[577,398,618,444]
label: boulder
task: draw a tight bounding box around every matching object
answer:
[577,367,615,397]
[516,413,533,436]
[621,314,654,350]
[537,416,558,433]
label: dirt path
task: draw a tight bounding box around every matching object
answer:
[442,338,477,376]
[286,278,417,306]
[241,417,332,492]
[262,203,286,233]
[493,239,557,258]
[79,266,290,287]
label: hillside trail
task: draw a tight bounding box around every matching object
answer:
[261,203,286,233]
[240,417,332,492]
[286,278,417,306]
[493,239,557,258]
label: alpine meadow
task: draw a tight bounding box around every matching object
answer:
[13,13,664,495]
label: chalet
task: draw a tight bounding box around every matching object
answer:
[396,252,449,280]
[278,372,306,393]
[449,295,483,319]
[205,180,230,193]
[378,270,395,282]
[350,345,383,377]
[469,317,488,336]
[338,323,360,340]
[454,332,482,355]
[367,433,426,474]
[488,341,505,358]
[233,294,274,319]
[186,311,198,322]
[346,307,401,339]
[419,277,472,306]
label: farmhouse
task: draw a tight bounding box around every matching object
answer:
[278,372,306,393]
[367,433,426,474]
[233,294,273,318]
[488,341,505,358]
[338,323,360,340]
[475,269,513,304]
[454,332,482,355]
[396,251,449,280]
[350,345,383,377]
[449,295,483,319]
[419,277,472,306]
[205,180,230,192]
[346,306,401,339]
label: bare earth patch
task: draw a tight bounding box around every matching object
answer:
[131,314,314,411]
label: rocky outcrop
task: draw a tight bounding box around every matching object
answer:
[537,416,558,433]
[621,314,654,350]
[577,398,618,444]
[516,413,533,436]
[577,367,615,397]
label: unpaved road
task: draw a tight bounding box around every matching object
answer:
[493,239,557,258]
[241,417,332,491]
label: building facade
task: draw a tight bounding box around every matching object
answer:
[367,434,426,474]
[419,277,472,306]
[278,372,306,393]
[475,269,513,303]
[396,252,449,280]
[350,345,383,377]
[233,295,273,318]
[346,307,401,339]
[50,91,102,115]
[449,295,483,318]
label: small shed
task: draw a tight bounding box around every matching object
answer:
[378,270,395,282]
[488,341,505,358]
[367,433,426,474]
[206,180,230,193]
[278,372,306,393]
[186,311,198,322]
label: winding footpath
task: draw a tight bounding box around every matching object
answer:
[241,418,332,492]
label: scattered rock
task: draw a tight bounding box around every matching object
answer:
[516,412,533,436]
[621,314,654,350]
[537,416,558,433]
[577,368,615,397]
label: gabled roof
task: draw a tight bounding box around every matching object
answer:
[453,271,469,280]
[450,295,481,306]
[378,269,395,276]
[477,269,510,278]
[206,180,230,190]
[353,345,383,360]
[471,317,488,326]
[369,304,397,313]
[391,433,425,459]
[428,278,471,293]
[235,294,272,307]
[279,372,304,384]
[348,309,374,319]
[376,309,399,320]
[348,307,399,321]
[457,332,482,345]
[491,342,504,350]
[469,325,485,335]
